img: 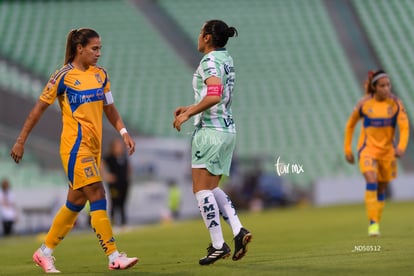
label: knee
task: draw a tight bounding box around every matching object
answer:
[363,172,377,183]
[82,182,106,202]
[66,201,85,212]
[377,182,388,194]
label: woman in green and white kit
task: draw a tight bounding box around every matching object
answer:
[173,19,252,266]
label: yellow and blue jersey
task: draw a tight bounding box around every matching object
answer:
[40,64,112,187]
[344,93,409,160]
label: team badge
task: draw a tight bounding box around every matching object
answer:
[95,73,102,84]
[84,166,95,178]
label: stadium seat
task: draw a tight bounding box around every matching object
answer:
[4,0,408,187]
[158,0,363,185]
[352,0,414,121]
[0,0,191,138]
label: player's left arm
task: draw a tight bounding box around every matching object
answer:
[173,76,221,131]
[104,103,135,155]
[395,100,410,157]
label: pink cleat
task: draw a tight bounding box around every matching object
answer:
[108,252,138,270]
[33,249,61,273]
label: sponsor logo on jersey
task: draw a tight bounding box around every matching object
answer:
[387,106,393,115]
[81,156,95,163]
[45,78,56,92]
[224,64,234,74]
[96,89,104,100]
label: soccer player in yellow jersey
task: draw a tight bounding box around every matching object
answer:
[10,28,138,272]
[344,70,409,237]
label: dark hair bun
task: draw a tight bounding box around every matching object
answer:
[227,27,238,37]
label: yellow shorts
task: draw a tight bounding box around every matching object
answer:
[61,154,102,189]
[358,155,397,182]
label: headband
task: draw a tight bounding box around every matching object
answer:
[371,73,388,84]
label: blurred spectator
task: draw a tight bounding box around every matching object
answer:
[0,178,17,236]
[167,179,182,220]
[102,138,131,226]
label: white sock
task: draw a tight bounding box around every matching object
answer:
[212,187,242,236]
[40,244,53,257]
[108,250,120,263]
[195,190,224,249]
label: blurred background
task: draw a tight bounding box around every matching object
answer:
[1,0,414,235]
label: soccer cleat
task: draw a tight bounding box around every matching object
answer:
[108,252,139,270]
[199,243,231,265]
[233,227,252,261]
[33,249,61,273]
[368,223,380,237]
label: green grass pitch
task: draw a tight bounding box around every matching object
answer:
[1,201,413,275]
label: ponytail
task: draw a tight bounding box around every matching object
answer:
[227,26,238,38]
[64,29,78,65]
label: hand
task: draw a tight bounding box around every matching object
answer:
[395,148,404,158]
[11,142,25,163]
[122,133,135,156]
[345,153,355,164]
[174,106,189,118]
[106,173,117,183]
[173,112,190,132]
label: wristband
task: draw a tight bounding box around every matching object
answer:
[119,128,128,136]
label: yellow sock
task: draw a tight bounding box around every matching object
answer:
[45,203,83,249]
[365,182,378,223]
[377,192,386,222]
[90,199,117,256]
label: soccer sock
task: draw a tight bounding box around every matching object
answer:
[40,244,54,257]
[212,187,242,236]
[108,251,120,263]
[377,192,386,223]
[365,182,378,224]
[90,199,117,256]
[44,201,83,252]
[195,190,225,249]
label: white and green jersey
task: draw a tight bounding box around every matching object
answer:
[192,48,236,133]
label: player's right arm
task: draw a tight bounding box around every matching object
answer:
[344,101,364,164]
[10,100,50,163]
[10,69,61,163]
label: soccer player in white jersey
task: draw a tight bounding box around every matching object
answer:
[173,20,252,265]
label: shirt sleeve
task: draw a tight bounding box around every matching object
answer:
[199,56,222,82]
[344,104,362,155]
[396,99,410,151]
[101,68,113,105]
[39,71,60,105]
[102,69,111,93]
